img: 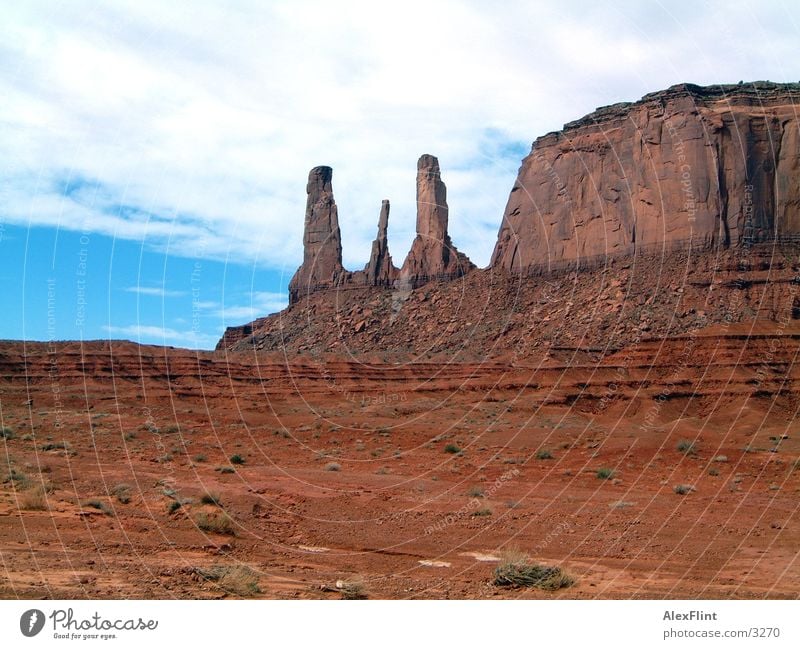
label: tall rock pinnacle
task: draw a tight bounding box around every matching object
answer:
[398,154,474,287]
[363,199,398,286]
[288,166,345,304]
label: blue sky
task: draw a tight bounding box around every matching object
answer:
[2,1,800,348]
[0,224,287,348]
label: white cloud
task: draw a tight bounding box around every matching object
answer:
[208,291,289,323]
[2,0,800,272]
[103,324,218,349]
[125,286,187,297]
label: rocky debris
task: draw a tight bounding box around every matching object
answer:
[492,81,800,273]
[398,154,475,288]
[288,166,346,304]
[360,199,398,287]
[220,242,800,358]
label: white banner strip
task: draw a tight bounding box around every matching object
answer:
[0,600,797,648]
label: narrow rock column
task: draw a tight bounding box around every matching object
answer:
[398,154,474,287]
[288,166,345,304]
[363,199,398,286]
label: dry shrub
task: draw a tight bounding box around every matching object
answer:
[337,578,367,600]
[198,565,260,596]
[493,550,574,591]
[196,511,234,535]
[20,485,48,511]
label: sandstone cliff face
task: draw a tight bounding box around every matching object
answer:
[398,154,474,287]
[492,82,800,273]
[288,166,345,304]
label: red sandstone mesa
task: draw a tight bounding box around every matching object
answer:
[492,82,800,273]
[222,81,800,352]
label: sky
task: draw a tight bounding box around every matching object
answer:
[1,0,799,349]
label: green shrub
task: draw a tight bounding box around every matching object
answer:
[467,486,485,498]
[41,441,70,452]
[167,500,182,513]
[596,468,614,480]
[0,426,14,440]
[472,507,492,517]
[4,469,31,489]
[536,449,553,460]
[229,454,245,465]
[192,454,207,463]
[201,491,221,506]
[84,500,113,515]
[444,443,461,454]
[112,484,132,504]
[677,439,696,455]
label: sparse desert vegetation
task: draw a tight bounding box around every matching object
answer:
[196,511,235,535]
[200,491,222,506]
[337,578,367,600]
[19,485,48,511]
[84,500,113,515]
[197,565,260,596]
[1,326,799,599]
[112,483,132,504]
[493,551,574,591]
